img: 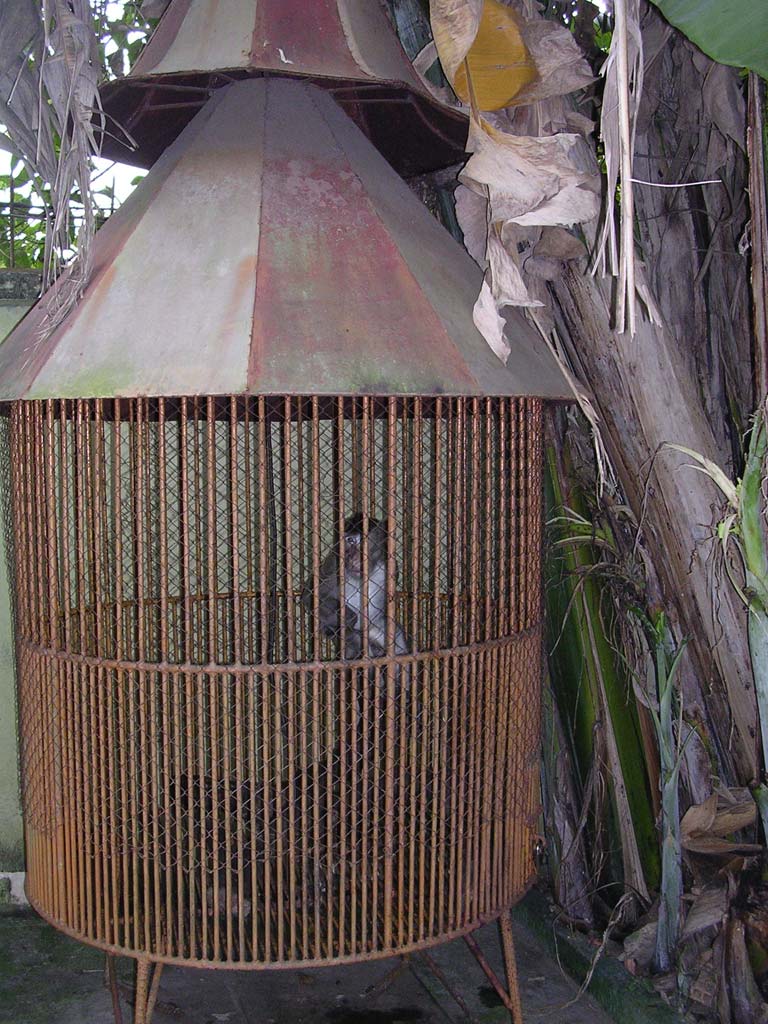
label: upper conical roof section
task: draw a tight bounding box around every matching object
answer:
[0,78,570,400]
[100,0,467,175]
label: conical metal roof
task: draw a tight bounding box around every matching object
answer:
[100,0,467,175]
[0,79,571,400]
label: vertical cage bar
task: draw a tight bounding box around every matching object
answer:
[85,419,103,939]
[230,397,242,664]
[484,399,493,642]
[298,663,310,960]
[260,665,273,963]
[257,398,269,666]
[31,403,47,650]
[382,397,397,950]
[222,670,234,961]
[246,668,258,963]
[234,675,246,962]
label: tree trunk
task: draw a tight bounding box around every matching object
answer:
[545,5,759,787]
[550,261,757,784]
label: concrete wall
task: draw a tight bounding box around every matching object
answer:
[0,270,40,870]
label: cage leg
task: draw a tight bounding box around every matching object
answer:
[463,932,515,1015]
[364,955,410,998]
[146,963,164,1023]
[498,909,524,1024]
[414,950,477,1021]
[105,954,123,1024]
[463,913,524,1023]
[132,958,157,1024]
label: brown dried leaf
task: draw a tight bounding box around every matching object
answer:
[710,800,756,837]
[525,226,586,281]
[689,951,720,1012]
[681,793,758,856]
[534,226,588,261]
[681,794,718,840]
[0,0,40,65]
[0,0,58,184]
[511,17,595,106]
[622,920,658,973]
[461,117,601,227]
[472,277,510,362]
[565,110,596,136]
[470,225,543,361]
[726,919,768,1024]
[488,225,541,306]
[682,884,727,938]
[719,786,754,805]
[682,834,762,856]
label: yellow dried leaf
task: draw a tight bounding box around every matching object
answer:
[452,0,537,110]
[429,0,484,87]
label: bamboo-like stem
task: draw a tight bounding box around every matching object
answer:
[614,0,636,335]
[747,74,768,401]
[652,618,685,974]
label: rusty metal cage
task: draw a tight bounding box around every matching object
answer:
[9,393,542,981]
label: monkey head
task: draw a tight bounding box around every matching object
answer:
[342,513,388,577]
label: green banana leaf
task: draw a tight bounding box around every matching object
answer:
[650,0,768,79]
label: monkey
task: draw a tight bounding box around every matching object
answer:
[302,513,409,664]
[302,514,414,866]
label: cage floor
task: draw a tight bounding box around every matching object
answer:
[0,902,615,1024]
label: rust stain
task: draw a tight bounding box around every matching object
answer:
[253,0,361,78]
[248,143,478,394]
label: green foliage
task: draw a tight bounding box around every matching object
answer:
[649,0,768,80]
[95,1,155,81]
[545,440,660,902]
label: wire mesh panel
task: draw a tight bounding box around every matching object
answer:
[9,395,543,967]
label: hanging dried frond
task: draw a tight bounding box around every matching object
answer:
[509,15,595,107]
[0,0,102,327]
[460,116,601,228]
[591,0,645,335]
[430,0,600,371]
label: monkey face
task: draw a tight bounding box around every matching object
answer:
[341,516,388,577]
[344,532,363,575]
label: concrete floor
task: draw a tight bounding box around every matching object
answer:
[0,907,615,1024]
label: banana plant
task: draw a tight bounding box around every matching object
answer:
[545,439,659,906]
[667,404,768,837]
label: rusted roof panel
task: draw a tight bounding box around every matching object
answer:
[0,79,572,400]
[99,0,468,175]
